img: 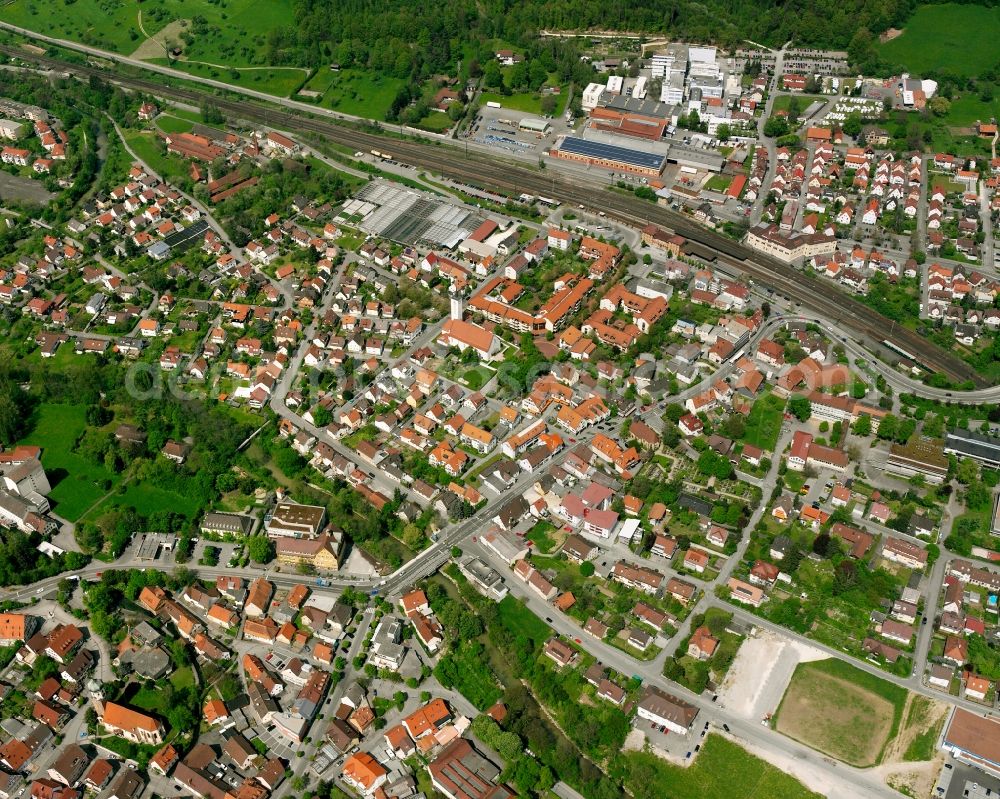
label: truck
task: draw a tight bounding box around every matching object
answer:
[486,101,502,109]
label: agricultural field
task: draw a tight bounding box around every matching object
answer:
[19,403,119,521]
[879,4,1000,78]
[615,735,822,799]
[774,658,908,767]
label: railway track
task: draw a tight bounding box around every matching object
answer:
[4,44,985,386]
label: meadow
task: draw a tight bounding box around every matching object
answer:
[879,4,1000,78]
[0,0,294,65]
[301,69,407,120]
[20,403,119,521]
[616,736,822,799]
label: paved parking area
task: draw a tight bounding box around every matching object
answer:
[633,717,700,764]
[943,762,1000,799]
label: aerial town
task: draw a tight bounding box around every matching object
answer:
[2,6,1000,799]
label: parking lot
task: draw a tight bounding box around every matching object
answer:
[634,715,703,764]
[466,105,573,159]
[943,761,1000,799]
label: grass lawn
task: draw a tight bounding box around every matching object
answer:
[879,4,1000,78]
[19,403,119,521]
[460,366,492,390]
[305,157,365,189]
[497,595,550,649]
[121,130,190,184]
[127,685,168,715]
[527,521,558,553]
[164,107,205,124]
[479,89,566,116]
[311,69,407,120]
[616,735,822,799]
[170,666,196,691]
[705,174,732,192]
[775,657,908,767]
[783,470,807,493]
[743,393,785,451]
[156,115,195,135]
[413,113,454,133]
[931,174,965,194]
[772,94,827,114]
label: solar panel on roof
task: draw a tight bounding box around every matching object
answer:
[556,136,665,170]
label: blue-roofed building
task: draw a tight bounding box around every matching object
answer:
[550,135,666,176]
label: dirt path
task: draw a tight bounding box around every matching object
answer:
[130,16,186,61]
[174,58,308,74]
[882,694,948,764]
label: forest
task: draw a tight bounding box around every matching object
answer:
[279,0,923,74]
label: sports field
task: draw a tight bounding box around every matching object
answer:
[879,4,1000,78]
[775,658,908,767]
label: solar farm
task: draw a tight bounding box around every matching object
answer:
[343,183,489,248]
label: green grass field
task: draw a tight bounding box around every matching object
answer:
[310,69,407,120]
[478,90,566,116]
[0,0,294,65]
[497,595,551,649]
[705,174,732,193]
[880,4,1000,77]
[771,94,828,114]
[87,482,202,522]
[121,130,190,184]
[743,393,785,451]
[413,113,454,133]
[943,94,1000,128]
[20,403,119,521]
[616,736,821,799]
[155,115,194,135]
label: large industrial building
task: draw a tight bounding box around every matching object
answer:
[943,708,1000,778]
[549,135,666,176]
[944,429,1000,468]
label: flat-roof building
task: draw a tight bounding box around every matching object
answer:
[944,429,1000,469]
[549,136,665,176]
[884,438,949,484]
[201,512,254,537]
[943,708,1000,777]
[266,501,327,539]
